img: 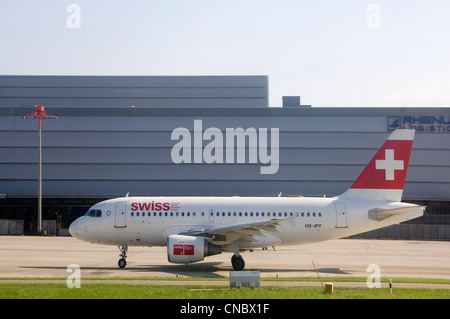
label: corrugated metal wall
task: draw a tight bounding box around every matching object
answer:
[1,106,450,200]
[0,75,268,108]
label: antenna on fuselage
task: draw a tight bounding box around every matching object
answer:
[125,192,129,197]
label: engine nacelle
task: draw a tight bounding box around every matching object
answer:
[167,235,222,264]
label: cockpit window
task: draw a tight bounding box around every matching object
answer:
[84,209,102,217]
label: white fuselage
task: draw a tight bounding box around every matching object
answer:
[69,195,422,249]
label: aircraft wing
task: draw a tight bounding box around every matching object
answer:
[180,219,286,245]
[368,206,425,221]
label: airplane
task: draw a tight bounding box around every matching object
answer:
[69,129,425,271]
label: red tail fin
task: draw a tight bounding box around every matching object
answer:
[341,129,415,201]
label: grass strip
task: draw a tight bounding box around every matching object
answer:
[1,276,450,285]
[0,283,449,299]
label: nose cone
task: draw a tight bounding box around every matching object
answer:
[69,219,79,238]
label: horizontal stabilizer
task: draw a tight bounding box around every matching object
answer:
[368,206,425,221]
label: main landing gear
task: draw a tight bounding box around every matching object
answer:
[231,254,245,271]
[118,245,128,268]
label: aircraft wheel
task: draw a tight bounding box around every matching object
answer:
[118,258,127,268]
[231,255,245,271]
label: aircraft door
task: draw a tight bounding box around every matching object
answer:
[335,202,348,228]
[209,209,215,223]
[115,202,127,228]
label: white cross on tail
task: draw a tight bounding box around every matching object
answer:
[375,149,404,180]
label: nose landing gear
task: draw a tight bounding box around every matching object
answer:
[118,245,128,268]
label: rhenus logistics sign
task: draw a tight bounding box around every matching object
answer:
[171,120,280,174]
[388,115,450,132]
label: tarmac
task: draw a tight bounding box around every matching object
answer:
[1,236,450,288]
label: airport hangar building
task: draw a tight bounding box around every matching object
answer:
[0,75,449,239]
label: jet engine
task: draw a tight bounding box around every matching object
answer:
[167,234,222,264]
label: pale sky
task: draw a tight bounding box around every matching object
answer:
[1,0,450,107]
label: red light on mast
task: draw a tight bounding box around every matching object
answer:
[24,105,57,128]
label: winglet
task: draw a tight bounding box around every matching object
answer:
[341,129,415,201]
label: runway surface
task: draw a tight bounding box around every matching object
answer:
[1,236,449,283]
